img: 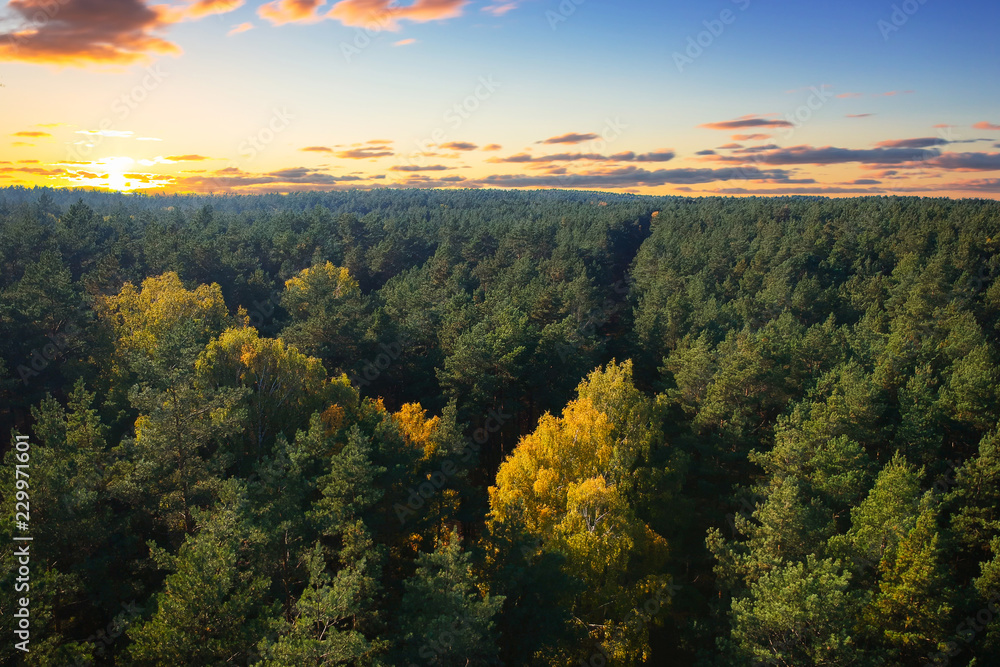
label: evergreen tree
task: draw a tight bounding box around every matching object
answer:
[394,529,504,667]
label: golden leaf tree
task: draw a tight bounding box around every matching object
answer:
[488,361,672,665]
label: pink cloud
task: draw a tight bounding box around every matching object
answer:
[483,1,520,16]
[227,21,254,35]
[174,0,245,20]
[258,0,325,25]
[0,0,182,66]
[700,115,793,130]
[326,0,468,30]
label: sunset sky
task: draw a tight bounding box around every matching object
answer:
[1,0,999,197]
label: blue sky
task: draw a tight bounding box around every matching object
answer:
[1,0,998,196]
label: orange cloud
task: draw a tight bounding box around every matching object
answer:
[488,150,674,164]
[469,165,802,189]
[258,0,325,25]
[227,22,254,35]
[173,0,245,20]
[301,146,334,152]
[731,134,771,141]
[875,137,948,149]
[0,0,181,66]
[336,146,394,158]
[930,152,1000,171]
[0,165,65,176]
[541,132,599,145]
[12,131,51,137]
[483,143,502,151]
[394,38,417,46]
[974,122,1000,131]
[706,144,940,166]
[326,0,469,30]
[167,165,372,193]
[952,178,1000,193]
[700,115,793,130]
[165,154,210,161]
[440,141,477,151]
[390,164,453,171]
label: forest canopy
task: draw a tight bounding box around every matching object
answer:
[2,187,1000,666]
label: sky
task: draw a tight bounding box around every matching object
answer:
[1,0,999,197]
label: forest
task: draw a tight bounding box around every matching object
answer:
[1,186,1000,666]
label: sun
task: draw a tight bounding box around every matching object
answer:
[101,157,133,191]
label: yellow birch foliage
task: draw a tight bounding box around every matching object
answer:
[196,326,332,450]
[283,262,359,316]
[393,402,442,459]
[488,362,671,665]
[97,272,230,360]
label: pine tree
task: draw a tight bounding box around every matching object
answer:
[394,529,504,667]
[725,555,864,666]
[862,508,953,663]
[127,483,272,665]
[254,528,384,666]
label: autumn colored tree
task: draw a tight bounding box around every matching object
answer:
[489,362,672,664]
[196,325,335,458]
